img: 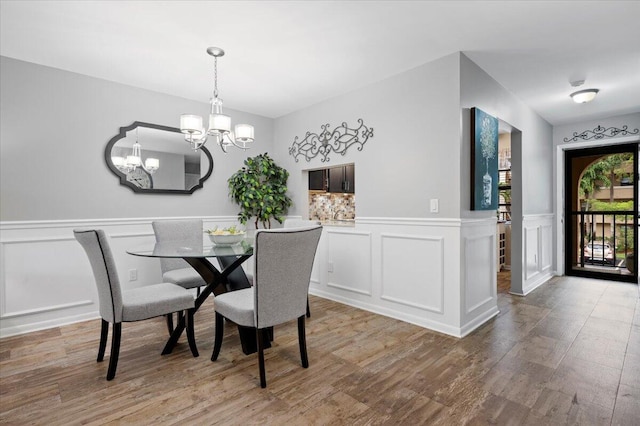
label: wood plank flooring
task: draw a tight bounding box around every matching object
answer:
[1,274,639,425]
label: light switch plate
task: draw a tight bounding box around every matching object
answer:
[430,198,439,213]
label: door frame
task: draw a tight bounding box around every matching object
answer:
[555,135,639,282]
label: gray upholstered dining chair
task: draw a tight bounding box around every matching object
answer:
[152,220,207,333]
[244,220,321,283]
[152,219,207,289]
[243,218,321,316]
[284,218,321,317]
[74,229,198,381]
[211,226,322,388]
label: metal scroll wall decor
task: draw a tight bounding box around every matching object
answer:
[563,125,639,142]
[289,119,373,162]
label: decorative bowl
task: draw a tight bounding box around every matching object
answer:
[208,232,245,246]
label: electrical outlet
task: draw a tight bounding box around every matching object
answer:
[328,262,334,273]
[129,269,138,281]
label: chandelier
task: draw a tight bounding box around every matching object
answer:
[111,128,159,174]
[180,47,254,152]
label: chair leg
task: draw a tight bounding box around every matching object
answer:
[185,309,199,357]
[297,315,309,368]
[211,312,224,361]
[97,319,109,362]
[306,298,311,318]
[106,323,122,381]
[166,314,174,335]
[257,328,267,388]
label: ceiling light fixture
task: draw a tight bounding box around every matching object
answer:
[570,88,599,104]
[180,47,254,152]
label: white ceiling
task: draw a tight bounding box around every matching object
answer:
[1,1,639,125]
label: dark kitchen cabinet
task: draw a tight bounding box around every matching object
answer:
[328,164,355,193]
[308,169,327,191]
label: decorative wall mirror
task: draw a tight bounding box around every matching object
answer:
[105,122,214,194]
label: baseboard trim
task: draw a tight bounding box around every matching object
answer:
[511,271,554,296]
[0,311,99,339]
[459,306,499,337]
[309,288,464,338]
[1,300,93,319]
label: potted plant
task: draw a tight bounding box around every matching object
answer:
[228,153,292,229]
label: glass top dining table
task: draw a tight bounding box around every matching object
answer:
[127,239,253,259]
[127,238,269,356]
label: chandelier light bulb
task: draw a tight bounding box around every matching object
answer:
[235,124,255,143]
[180,114,203,135]
[126,154,141,168]
[112,156,126,171]
[145,158,159,174]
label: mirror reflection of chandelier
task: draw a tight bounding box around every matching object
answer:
[111,128,159,174]
[180,47,254,152]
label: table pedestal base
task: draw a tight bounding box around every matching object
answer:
[161,254,271,356]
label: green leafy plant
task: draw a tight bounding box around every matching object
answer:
[616,227,634,253]
[579,153,634,206]
[228,153,292,229]
[589,200,634,211]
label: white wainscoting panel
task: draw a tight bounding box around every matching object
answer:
[519,214,555,295]
[312,218,466,337]
[463,233,495,314]
[380,233,444,313]
[0,216,235,337]
[309,232,322,286]
[2,215,535,340]
[525,226,540,281]
[459,218,499,336]
[326,229,372,296]
[309,217,503,338]
[2,237,96,316]
[541,224,553,272]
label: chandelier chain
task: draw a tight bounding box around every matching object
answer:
[213,56,219,99]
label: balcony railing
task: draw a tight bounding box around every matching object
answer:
[572,210,636,268]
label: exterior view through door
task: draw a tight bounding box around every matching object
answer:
[564,143,638,283]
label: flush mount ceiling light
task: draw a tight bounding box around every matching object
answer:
[570,88,599,104]
[180,47,254,152]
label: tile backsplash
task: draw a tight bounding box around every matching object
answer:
[309,192,356,221]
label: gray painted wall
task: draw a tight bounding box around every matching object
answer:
[274,52,555,223]
[0,56,274,221]
[459,54,554,293]
[274,53,462,219]
[459,53,554,218]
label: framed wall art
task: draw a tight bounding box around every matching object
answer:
[471,107,499,211]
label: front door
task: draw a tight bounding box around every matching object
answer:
[564,143,638,283]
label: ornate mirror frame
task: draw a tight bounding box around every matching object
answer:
[105,121,214,194]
